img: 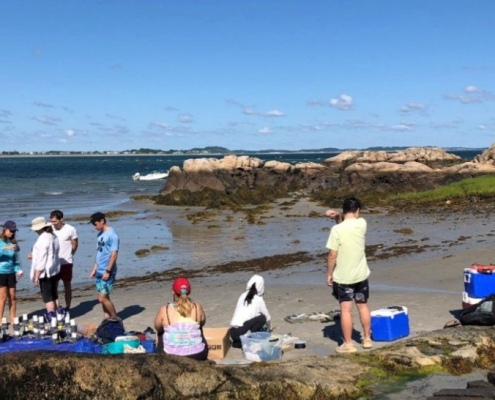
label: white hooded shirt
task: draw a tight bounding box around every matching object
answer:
[230,275,271,327]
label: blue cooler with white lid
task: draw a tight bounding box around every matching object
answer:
[464,266,495,298]
[371,306,409,342]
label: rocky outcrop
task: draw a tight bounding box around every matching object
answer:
[160,156,335,197]
[1,326,495,399]
[474,143,495,165]
[324,147,462,171]
[157,146,495,205]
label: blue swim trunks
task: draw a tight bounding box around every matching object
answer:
[95,274,116,295]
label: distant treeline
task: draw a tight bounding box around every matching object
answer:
[1,145,485,156]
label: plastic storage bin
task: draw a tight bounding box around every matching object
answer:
[101,336,140,354]
[240,332,282,362]
[371,306,410,342]
[464,267,495,298]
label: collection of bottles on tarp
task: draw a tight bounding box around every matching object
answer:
[1,311,78,344]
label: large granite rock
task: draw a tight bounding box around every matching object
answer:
[1,326,495,399]
[324,147,462,171]
[158,146,495,204]
[160,155,335,196]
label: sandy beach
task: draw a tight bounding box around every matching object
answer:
[13,197,495,361]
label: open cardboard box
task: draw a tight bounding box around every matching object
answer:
[203,327,231,360]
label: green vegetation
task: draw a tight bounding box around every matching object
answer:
[392,175,495,204]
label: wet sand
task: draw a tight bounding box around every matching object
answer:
[14,197,495,363]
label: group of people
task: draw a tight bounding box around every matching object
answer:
[1,196,372,357]
[0,210,119,324]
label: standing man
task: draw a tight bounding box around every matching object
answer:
[50,210,78,313]
[89,212,119,319]
[326,197,372,354]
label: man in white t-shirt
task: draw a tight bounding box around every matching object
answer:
[50,210,78,311]
[326,197,372,354]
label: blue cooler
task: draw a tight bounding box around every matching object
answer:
[371,306,410,341]
[464,267,495,298]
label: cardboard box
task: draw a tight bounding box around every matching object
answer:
[371,306,410,342]
[464,268,495,298]
[203,327,231,360]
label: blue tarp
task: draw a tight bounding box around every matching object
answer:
[0,337,102,354]
[0,337,156,354]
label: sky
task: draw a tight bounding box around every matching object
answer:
[1,1,494,152]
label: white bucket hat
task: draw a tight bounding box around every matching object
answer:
[30,216,51,231]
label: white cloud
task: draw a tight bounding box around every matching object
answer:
[329,94,353,110]
[444,86,493,104]
[243,107,258,115]
[310,94,354,110]
[263,110,286,117]
[33,116,61,126]
[400,103,427,113]
[178,113,194,123]
[478,124,487,130]
[465,85,483,93]
[258,127,273,135]
[391,124,412,132]
[65,129,75,137]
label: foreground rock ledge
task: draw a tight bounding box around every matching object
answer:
[1,326,495,400]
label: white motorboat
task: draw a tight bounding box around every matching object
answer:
[132,171,169,181]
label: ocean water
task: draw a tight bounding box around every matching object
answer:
[0,150,481,292]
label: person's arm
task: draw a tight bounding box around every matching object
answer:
[327,249,338,286]
[13,251,23,277]
[89,258,97,278]
[71,238,78,256]
[258,298,272,331]
[325,209,342,224]
[102,250,118,281]
[31,240,48,286]
[154,306,167,335]
[195,302,206,327]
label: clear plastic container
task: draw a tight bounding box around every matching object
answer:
[240,332,282,362]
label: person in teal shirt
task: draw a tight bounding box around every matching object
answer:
[0,220,24,324]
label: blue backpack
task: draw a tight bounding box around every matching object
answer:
[96,318,125,344]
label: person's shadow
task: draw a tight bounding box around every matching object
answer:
[70,300,99,319]
[117,305,145,321]
[322,321,362,345]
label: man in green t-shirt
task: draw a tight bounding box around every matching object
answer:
[326,197,372,354]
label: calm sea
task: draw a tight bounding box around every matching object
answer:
[0,150,481,291]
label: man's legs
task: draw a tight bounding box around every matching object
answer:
[63,280,72,309]
[340,300,354,345]
[98,292,117,319]
[356,302,371,340]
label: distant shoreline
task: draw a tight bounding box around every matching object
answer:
[0,147,486,159]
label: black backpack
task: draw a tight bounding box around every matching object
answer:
[96,318,125,344]
[459,294,495,326]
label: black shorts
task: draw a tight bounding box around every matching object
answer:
[0,273,16,288]
[332,279,369,303]
[39,274,60,303]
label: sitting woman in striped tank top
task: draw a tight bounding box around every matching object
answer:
[154,277,208,360]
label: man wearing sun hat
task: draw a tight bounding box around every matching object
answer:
[89,212,119,319]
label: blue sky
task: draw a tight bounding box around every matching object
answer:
[1,1,494,152]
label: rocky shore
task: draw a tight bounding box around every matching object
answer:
[1,326,495,399]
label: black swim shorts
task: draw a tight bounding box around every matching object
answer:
[332,279,369,303]
[0,273,16,288]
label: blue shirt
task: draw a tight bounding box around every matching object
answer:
[0,238,21,274]
[95,227,119,275]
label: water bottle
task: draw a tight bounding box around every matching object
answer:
[70,319,77,343]
[39,316,45,338]
[13,317,20,341]
[33,315,39,339]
